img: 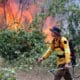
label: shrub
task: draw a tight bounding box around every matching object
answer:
[0,29,46,66]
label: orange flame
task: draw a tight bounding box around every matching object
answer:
[0,0,60,42]
[0,6,3,25]
[0,0,41,30]
[43,16,59,42]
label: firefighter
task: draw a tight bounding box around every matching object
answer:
[38,27,72,80]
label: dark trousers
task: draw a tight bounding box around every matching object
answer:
[54,64,72,80]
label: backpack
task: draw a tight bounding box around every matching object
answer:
[68,39,76,65]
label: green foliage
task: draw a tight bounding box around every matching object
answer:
[0,68,16,80]
[46,0,68,16]
[67,4,80,57]
[0,0,80,70]
[0,28,46,67]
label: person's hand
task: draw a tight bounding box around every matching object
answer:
[64,63,70,69]
[37,57,44,63]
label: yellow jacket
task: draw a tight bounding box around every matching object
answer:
[42,37,71,66]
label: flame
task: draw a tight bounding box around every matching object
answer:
[0,6,3,25]
[43,16,59,42]
[0,0,60,42]
[0,0,41,30]
[0,7,3,15]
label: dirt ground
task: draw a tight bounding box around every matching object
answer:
[16,66,80,80]
[16,67,55,80]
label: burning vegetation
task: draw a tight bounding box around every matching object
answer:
[0,0,59,42]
